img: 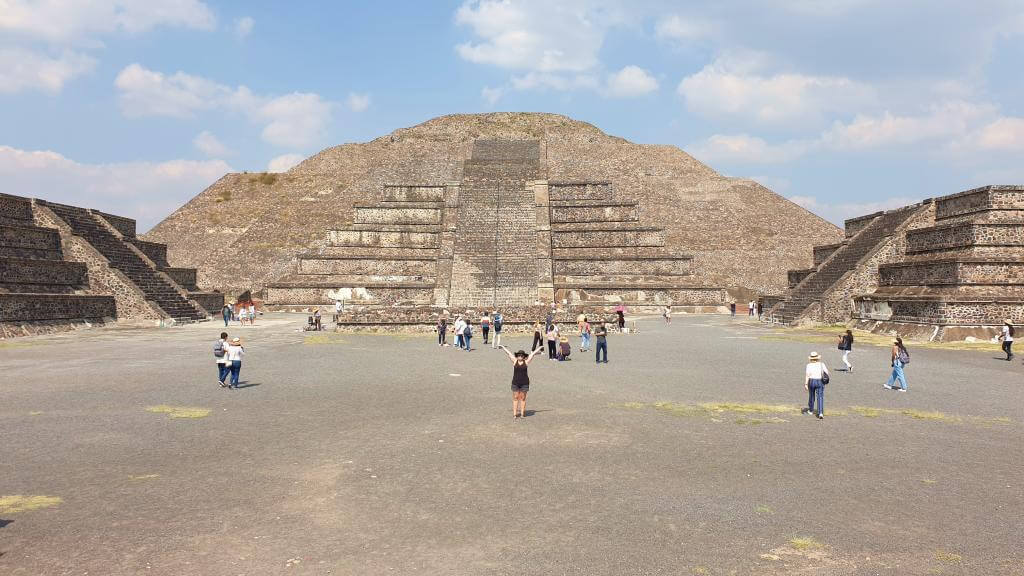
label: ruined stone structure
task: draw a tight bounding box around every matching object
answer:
[0,193,221,337]
[264,139,727,321]
[769,185,1024,340]
[145,113,841,323]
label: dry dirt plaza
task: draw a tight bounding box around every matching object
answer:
[2,313,1023,575]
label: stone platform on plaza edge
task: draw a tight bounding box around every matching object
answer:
[0,192,222,337]
[767,185,1024,341]
[265,139,729,326]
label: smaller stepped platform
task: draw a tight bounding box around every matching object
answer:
[854,185,1024,340]
[0,193,115,337]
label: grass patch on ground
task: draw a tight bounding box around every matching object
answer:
[0,495,62,514]
[0,340,37,350]
[29,411,43,416]
[701,402,798,414]
[755,506,774,514]
[902,409,961,423]
[735,417,788,425]
[765,325,999,350]
[935,550,963,565]
[303,333,348,345]
[145,405,211,419]
[850,406,890,417]
[789,537,824,551]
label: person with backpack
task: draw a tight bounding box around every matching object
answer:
[480,312,491,344]
[838,329,854,372]
[801,351,830,419]
[884,337,910,392]
[437,316,448,347]
[215,332,229,387]
[221,304,231,327]
[225,337,245,389]
[595,322,608,363]
[463,318,473,351]
[491,311,503,349]
[998,319,1014,361]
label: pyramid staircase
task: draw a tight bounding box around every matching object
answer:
[40,201,207,322]
[768,204,922,325]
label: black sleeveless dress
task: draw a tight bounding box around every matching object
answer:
[511,361,529,392]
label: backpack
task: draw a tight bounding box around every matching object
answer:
[1009,325,1016,338]
[898,347,910,365]
[494,315,503,330]
[465,325,472,336]
[213,339,225,358]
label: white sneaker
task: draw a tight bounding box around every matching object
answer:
[883,384,892,389]
[898,388,907,393]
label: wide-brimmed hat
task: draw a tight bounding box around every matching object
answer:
[232,337,240,343]
[808,351,820,360]
[514,349,528,358]
[1005,319,1013,325]
[559,336,569,343]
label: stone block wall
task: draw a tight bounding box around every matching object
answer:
[788,268,814,288]
[0,193,34,224]
[813,243,843,266]
[95,211,137,238]
[906,223,1024,253]
[554,257,691,276]
[298,256,436,277]
[162,267,198,290]
[382,185,445,203]
[0,257,87,292]
[329,229,439,248]
[552,228,665,248]
[0,224,62,258]
[550,202,637,223]
[0,293,116,321]
[548,182,613,201]
[354,206,442,225]
[129,239,169,267]
[844,213,879,238]
[265,284,434,306]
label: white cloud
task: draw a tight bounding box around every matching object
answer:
[267,153,304,173]
[677,55,875,126]
[0,0,216,41]
[0,48,96,94]
[481,85,503,105]
[971,117,1024,151]
[0,145,228,231]
[788,194,920,226]
[346,92,371,112]
[654,14,715,43]
[454,0,612,73]
[233,16,254,39]
[114,64,334,148]
[192,131,231,157]
[604,65,658,98]
[687,134,811,164]
[822,100,996,150]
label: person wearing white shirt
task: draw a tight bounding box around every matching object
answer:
[225,337,245,389]
[801,351,829,419]
[454,316,466,350]
[215,331,230,387]
[999,319,1015,361]
[248,303,256,325]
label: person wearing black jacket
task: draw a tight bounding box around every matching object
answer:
[838,329,854,372]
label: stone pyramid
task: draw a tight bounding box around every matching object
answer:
[144,113,842,315]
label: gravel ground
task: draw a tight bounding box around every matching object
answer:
[1,313,1022,575]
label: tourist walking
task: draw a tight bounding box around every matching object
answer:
[334,300,342,323]
[801,351,830,419]
[454,316,466,349]
[557,335,571,361]
[579,316,592,351]
[249,302,257,325]
[215,331,229,386]
[545,305,555,332]
[595,322,608,363]
[500,346,543,419]
[838,329,854,372]
[532,321,544,352]
[999,319,1014,361]
[437,316,448,347]
[546,324,558,360]
[225,337,245,389]
[313,308,322,331]
[663,305,672,324]
[748,300,756,317]
[491,311,503,349]
[884,338,910,392]
[480,312,491,344]
[616,310,625,332]
[730,301,736,317]
[238,304,249,326]
[221,303,231,327]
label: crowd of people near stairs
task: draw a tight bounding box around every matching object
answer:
[220,300,258,327]
[434,305,613,366]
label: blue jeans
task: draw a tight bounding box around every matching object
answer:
[456,334,464,349]
[807,379,824,415]
[886,361,907,390]
[464,334,471,350]
[581,333,591,350]
[222,313,229,327]
[217,362,229,383]
[229,360,241,387]
[596,341,607,362]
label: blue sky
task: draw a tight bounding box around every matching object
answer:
[2,1,1024,231]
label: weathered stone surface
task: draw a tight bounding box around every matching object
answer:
[143,113,841,296]
[0,293,115,321]
[0,257,87,292]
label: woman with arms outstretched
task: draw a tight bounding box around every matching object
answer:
[500,346,544,419]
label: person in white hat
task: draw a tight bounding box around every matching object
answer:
[224,337,245,389]
[998,319,1015,361]
[802,351,829,419]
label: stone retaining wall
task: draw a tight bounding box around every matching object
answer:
[329,229,439,248]
[382,185,446,202]
[190,292,225,314]
[0,224,61,254]
[813,243,843,266]
[844,213,878,238]
[265,285,435,306]
[888,299,1024,325]
[0,293,116,321]
[880,260,1024,286]
[298,257,436,276]
[0,257,87,289]
[162,267,198,289]
[550,203,637,223]
[554,257,691,276]
[353,206,442,225]
[95,211,137,237]
[788,268,814,288]
[0,193,34,223]
[557,286,727,306]
[129,239,169,267]
[548,182,613,201]
[906,223,1024,253]
[552,228,665,248]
